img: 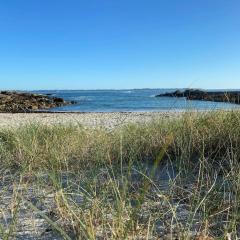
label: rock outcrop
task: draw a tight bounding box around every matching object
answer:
[0,91,74,113]
[156,89,240,104]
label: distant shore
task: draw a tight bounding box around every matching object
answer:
[156,89,240,105]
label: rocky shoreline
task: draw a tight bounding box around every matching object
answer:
[0,91,74,113]
[156,89,240,104]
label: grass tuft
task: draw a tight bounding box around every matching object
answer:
[0,110,240,239]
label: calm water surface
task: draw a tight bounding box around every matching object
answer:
[34,89,240,112]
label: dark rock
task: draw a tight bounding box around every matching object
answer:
[156,89,240,105]
[53,97,64,103]
[0,91,75,113]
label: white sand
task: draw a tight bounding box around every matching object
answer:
[0,111,185,129]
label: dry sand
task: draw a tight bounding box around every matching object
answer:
[0,111,186,129]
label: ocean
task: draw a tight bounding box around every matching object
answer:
[34,89,240,112]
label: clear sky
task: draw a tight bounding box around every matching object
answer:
[0,0,240,90]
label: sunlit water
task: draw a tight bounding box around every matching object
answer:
[34,89,240,112]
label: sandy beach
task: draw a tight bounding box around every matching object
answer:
[0,111,186,129]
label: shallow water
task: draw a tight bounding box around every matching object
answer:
[34,89,240,112]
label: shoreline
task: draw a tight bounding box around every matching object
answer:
[0,111,184,129]
[2,108,235,114]
[0,109,238,129]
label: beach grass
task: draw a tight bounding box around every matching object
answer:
[0,110,240,239]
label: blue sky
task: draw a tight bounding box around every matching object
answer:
[0,0,240,90]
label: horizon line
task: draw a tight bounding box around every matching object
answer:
[1,87,240,91]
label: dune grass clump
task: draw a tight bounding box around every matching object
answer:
[0,110,240,239]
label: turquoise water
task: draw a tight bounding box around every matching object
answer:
[34,89,240,112]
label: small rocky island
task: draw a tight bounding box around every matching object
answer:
[156,89,240,105]
[0,91,74,113]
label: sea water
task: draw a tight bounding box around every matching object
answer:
[34,89,240,112]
